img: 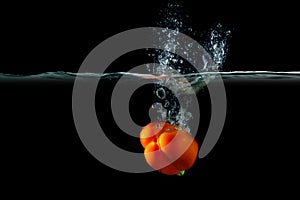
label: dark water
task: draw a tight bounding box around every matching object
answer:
[1,72,299,195]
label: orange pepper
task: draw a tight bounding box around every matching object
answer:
[140,122,198,175]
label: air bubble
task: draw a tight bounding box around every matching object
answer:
[164,100,170,107]
[156,87,166,99]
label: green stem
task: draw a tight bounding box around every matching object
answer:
[176,170,185,176]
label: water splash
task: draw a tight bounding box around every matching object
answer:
[150,2,194,130]
[145,2,232,131]
[206,23,231,70]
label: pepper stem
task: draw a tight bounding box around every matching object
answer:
[176,170,185,176]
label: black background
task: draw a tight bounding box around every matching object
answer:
[1,0,300,74]
[1,0,299,196]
